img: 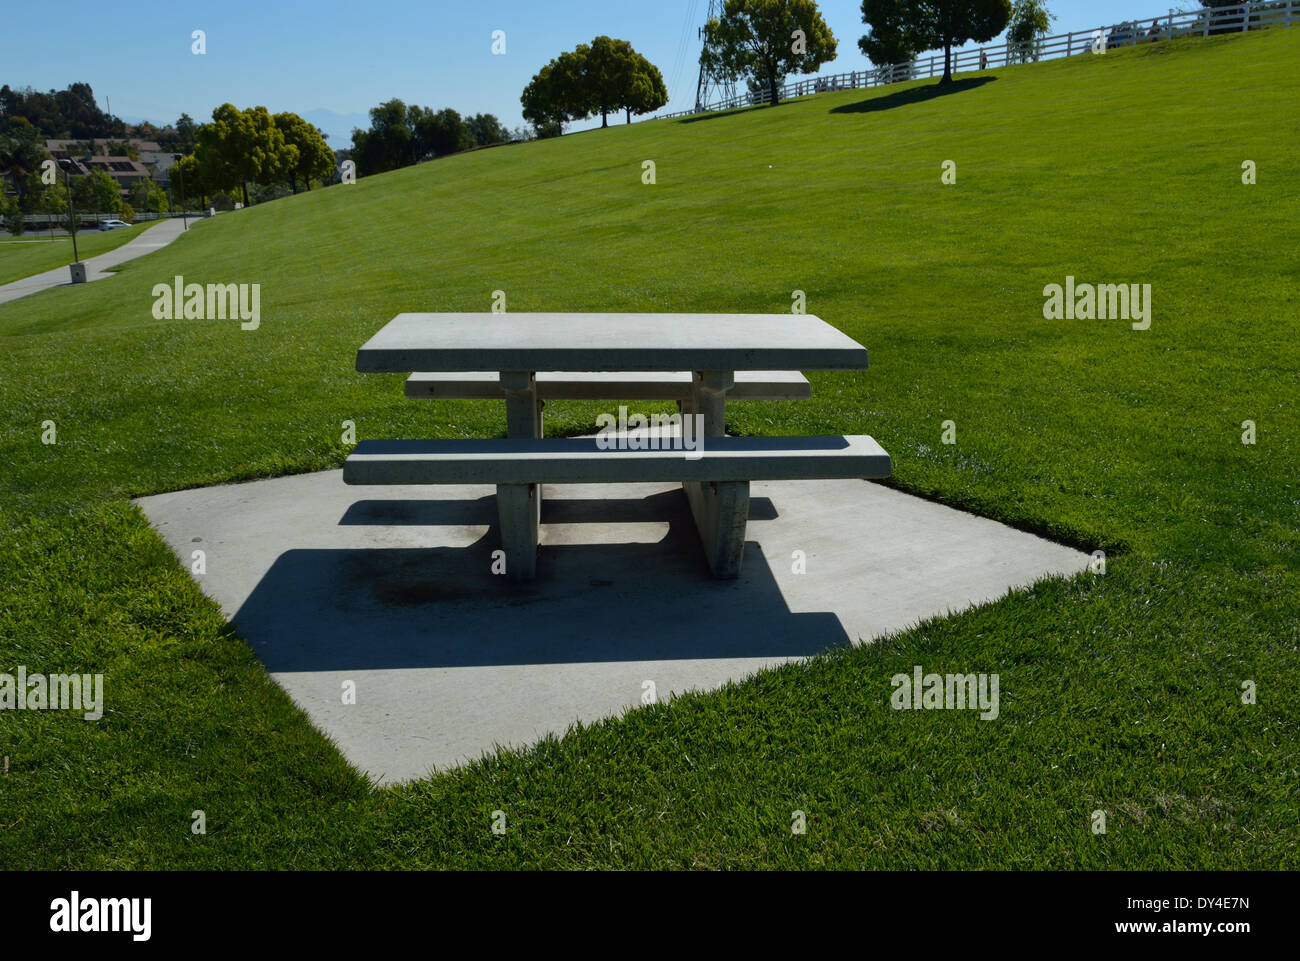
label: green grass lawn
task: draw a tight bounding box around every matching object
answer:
[1,29,1296,869]
[0,220,163,286]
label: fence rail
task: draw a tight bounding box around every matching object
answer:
[12,211,206,226]
[656,0,1295,119]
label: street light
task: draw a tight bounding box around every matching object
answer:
[172,154,187,230]
[56,158,84,283]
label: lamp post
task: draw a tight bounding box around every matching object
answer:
[56,158,85,283]
[172,154,187,230]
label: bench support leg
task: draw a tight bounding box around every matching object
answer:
[684,479,750,578]
[499,371,541,581]
[682,370,748,578]
[496,482,538,582]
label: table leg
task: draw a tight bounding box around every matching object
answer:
[499,371,541,581]
[683,370,749,578]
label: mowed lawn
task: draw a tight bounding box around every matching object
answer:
[0,220,162,286]
[0,30,1296,869]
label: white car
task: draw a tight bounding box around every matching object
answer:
[97,220,130,231]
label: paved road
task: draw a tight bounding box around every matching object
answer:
[0,217,196,306]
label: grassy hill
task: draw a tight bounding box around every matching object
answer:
[0,28,1296,868]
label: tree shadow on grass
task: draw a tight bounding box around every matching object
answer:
[829,76,996,115]
[677,106,764,124]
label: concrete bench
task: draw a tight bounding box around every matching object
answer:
[404,370,811,401]
[345,435,891,578]
[353,312,885,582]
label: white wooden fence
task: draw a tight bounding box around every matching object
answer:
[659,0,1295,118]
[11,211,204,228]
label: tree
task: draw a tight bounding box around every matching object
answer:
[622,53,669,123]
[0,118,46,201]
[171,154,208,208]
[411,106,474,159]
[581,36,640,128]
[174,113,198,151]
[1007,0,1054,63]
[860,0,1012,85]
[0,192,24,235]
[128,179,169,213]
[521,40,668,131]
[195,104,293,207]
[0,82,123,140]
[701,0,837,107]
[104,140,139,159]
[71,169,121,214]
[465,113,509,146]
[351,99,413,175]
[521,51,586,136]
[351,100,480,175]
[273,112,334,192]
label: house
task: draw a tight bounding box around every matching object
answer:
[44,138,173,183]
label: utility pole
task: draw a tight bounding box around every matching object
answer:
[696,0,737,113]
[57,158,85,283]
[173,154,187,230]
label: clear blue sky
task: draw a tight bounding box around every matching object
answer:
[0,0,1184,143]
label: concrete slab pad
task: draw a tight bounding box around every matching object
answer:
[135,471,1089,785]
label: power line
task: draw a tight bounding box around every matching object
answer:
[667,0,700,111]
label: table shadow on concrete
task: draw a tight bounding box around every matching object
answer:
[235,488,848,672]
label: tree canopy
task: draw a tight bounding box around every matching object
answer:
[701,0,837,107]
[521,37,668,134]
[465,113,510,147]
[273,112,334,194]
[350,100,479,175]
[195,104,294,208]
[859,0,1012,84]
[0,82,125,140]
[1007,1,1055,63]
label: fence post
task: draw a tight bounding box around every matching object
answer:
[1243,3,1250,31]
[1066,31,1072,55]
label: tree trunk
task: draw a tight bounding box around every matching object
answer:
[289,173,298,195]
[241,182,249,207]
[626,107,631,124]
[601,109,608,128]
[769,72,780,106]
[942,40,953,84]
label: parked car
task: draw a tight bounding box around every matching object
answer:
[97,220,130,231]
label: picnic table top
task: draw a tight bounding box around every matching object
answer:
[355,313,869,373]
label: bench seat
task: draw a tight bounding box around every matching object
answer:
[403,370,811,401]
[344,435,891,487]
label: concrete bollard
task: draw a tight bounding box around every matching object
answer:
[68,262,87,284]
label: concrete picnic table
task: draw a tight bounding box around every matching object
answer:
[356,312,869,435]
[350,312,885,579]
